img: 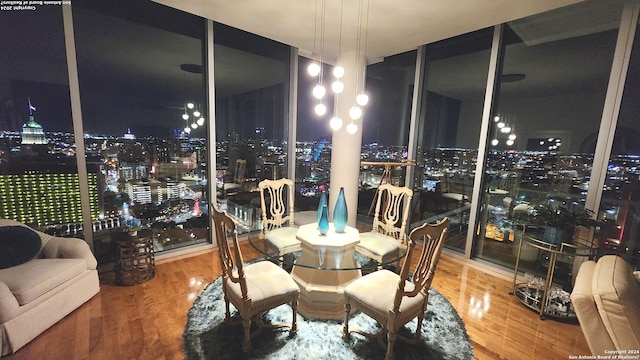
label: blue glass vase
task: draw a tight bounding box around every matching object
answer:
[318,204,329,235]
[316,190,327,226]
[333,187,348,233]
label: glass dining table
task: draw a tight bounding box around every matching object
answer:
[248,222,407,320]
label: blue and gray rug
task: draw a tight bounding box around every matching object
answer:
[183,276,473,360]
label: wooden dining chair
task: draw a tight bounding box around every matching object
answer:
[212,206,300,353]
[223,159,247,195]
[343,217,450,360]
[258,178,301,266]
[355,183,413,270]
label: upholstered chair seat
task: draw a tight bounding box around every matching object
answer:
[355,232,404,263]
[225,261,301,309]
[344,270,425,325]
[441,192,465,203]
[264,227,301,254]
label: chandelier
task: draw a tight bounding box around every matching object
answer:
[182,102,205,134]
[308,0,370,135]
[346,0,370,134]
[490,114,517,147]
[179,63,205,134]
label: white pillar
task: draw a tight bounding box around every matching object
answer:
[329,50,366,227]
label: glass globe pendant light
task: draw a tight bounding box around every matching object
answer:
[329,115,343,130]
[315,103,327,116]
[331,79,344,94]
[333,65,344,78]
[348,105,362,120]
[308,62,321,77]
[346,122,358,134]
[356,93,369,106]
[313,84,326,99]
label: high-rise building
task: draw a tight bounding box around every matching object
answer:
[0,170,100,227]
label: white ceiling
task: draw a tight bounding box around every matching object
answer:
[153,0,583,64]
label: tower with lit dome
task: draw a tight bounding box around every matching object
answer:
[20,98,47,145]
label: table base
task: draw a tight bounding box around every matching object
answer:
[291,266,360,320]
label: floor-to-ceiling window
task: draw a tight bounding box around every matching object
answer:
[73,1,208,263]
[0,5,86,234]
[360,51,416,217]
[474,1,624,271]
[413,30,493,252]
[295,57,334,214]
[213,24,291,235]
[600,19,640,269]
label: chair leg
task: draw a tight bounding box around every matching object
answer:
[342,301,351,340]
[414,311,425,342]
[224,295,231,320]
[241,314,252,352]
[385,329,397,360]
[290,296,298,334]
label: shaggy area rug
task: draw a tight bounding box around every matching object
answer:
[183,276,473,360]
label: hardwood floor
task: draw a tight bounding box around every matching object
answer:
[4,242,590,360]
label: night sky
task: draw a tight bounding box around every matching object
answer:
[1,3,405,145]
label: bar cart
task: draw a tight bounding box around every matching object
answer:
[510,226,597,320]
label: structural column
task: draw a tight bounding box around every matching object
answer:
[329,50,366,227]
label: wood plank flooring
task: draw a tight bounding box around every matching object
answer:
[4,241,590,360]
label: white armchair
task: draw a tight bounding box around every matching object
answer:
[0,219,99,356]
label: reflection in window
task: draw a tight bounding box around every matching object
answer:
[295,57,334,218]
[600,20,640,269]
[359,51,416,218]
[213,24,290,235]
[73,1,208,263]
[414,30,493,252]
[475,1,623,272]
[0,6,87,234]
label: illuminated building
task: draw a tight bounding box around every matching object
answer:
[0,171,100,227]
[21,115,47,145]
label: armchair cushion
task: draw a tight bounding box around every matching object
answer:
[0,259,86,305]
[41,236,98,270]
[592,256,640,350]
[0,226,42,269]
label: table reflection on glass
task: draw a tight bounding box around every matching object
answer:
[249,222,407,320]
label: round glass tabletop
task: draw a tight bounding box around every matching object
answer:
[247,223,407,271]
